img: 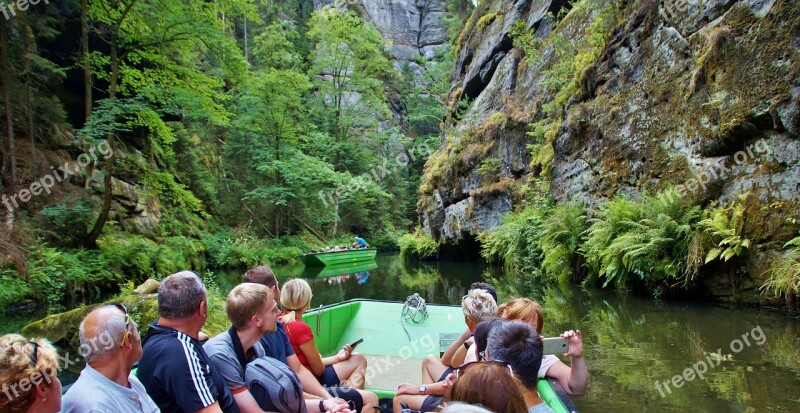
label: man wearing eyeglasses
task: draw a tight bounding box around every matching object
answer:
[61,304,159,412]
[138,271,240,413]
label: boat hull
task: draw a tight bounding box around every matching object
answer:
[302,299,575,413]
[299,249,377,267]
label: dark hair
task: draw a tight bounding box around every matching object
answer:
[243,265,278,289]
[486,320,543,390]
[470,282,497,304]
[445,362,528,413]
[158,271,206,319]
[473,317,506,357]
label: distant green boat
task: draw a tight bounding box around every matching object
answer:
[304,260,377,278]
[303,299,575,413]
[299,248,377,267]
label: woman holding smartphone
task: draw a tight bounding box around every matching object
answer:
[280,278,369,390]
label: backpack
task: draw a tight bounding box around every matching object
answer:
[245,357,307,413]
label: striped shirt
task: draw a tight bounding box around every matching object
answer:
[138,322,240,413]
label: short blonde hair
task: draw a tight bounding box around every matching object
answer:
[497,298,543,334]
[462,289,497,322]
[280,279,312,324]
[0,334,60,413]
[226,283,272,329]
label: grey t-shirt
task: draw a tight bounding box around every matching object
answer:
[204,329,266,393]
[61,364,159,413]
[528,402,555,413]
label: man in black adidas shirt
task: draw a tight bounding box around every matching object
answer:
[138,271,240,413]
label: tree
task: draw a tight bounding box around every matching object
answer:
[307,7,394,170]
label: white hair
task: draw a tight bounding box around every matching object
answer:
[462,289,497,321]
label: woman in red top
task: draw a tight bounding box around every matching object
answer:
[280,278,368,390]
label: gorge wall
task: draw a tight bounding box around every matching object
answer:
[417,0,799,303]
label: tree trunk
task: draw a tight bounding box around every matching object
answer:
[331,197,339,238]
[84,38,119,248]
[82,0,92,123]
[1,22,17,234]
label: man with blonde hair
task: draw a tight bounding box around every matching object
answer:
[62,304,159,412]
[204,282,353,413]
[394,288,497,413]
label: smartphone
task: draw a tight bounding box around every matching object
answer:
[349,338,364,349]
[543,337,568,355]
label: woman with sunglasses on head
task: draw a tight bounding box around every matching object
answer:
[444,361,528,413]
[0,334,62,413]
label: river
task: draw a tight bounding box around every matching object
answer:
[3,252,799,412]
[217,253,800,412]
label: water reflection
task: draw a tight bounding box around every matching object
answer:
[214,254,800,412]
[486,271,800,413]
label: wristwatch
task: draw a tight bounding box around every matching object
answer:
[319,399,325,412]
[419,384,426,394]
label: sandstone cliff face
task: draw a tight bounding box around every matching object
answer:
[419,0,799,301]
[314,0,450,67]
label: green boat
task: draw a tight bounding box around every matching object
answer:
[302,299,576,413]
[299,248,377,267]
[304,260,378,279]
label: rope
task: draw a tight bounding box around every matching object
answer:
[401,293,428,341]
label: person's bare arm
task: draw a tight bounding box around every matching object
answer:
[288,354,333,398]
[441,329,471,367]
[194,402,223,413]
[299,339,327,377]
[545,330,588,396]
[232,389,270,413]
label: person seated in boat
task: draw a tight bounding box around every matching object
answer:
[0,334,62,413]
[243,266,377,413]
[353,237,368,249]
[280,279,370,392]
[418,285,498,386]
[475,298,587,397]
[137,271,240,412]
[486,320,554,412]
[204,282,355,413]
[443,360,528,413]
[61,305,159,413]
[393,288,497,413]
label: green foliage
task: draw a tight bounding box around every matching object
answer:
[476,158,501,184]
[202,229,304,268]
[37,198,97,247]
[582,193,703,294]
[699,203,751,264]
[477,11,502,30]
[540,202,589,281]
[399,232,439,260]
[762,232,800,299]
[0,271,31,310]
[479,205,549,281]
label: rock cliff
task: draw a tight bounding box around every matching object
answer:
[418,0,799,301]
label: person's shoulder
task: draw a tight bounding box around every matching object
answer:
[204,332,233,356]
[528,403,555,413]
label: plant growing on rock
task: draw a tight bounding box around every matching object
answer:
[698,198,752,293]
[761,230,800,304]
[540,202,589,282]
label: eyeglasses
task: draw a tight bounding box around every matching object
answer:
[478,350,487,361]
[112,303,132,348]
[27,341,39,366]
[454,360,514,379]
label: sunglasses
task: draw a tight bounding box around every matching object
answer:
[454,360,514,379]
[112,303,132,348]
[27,341,39,366]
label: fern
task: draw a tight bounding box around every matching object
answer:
[698,203,751,264]
[762,232,800,299]
[540,202,588,281]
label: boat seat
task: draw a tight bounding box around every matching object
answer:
[438,332,462,356]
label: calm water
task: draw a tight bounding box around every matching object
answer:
[4,252,799,411]
[217,253,800,413]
